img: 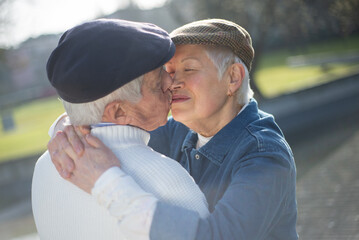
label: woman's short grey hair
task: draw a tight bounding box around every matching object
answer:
[205,46,253,106]
[62,75,144,126]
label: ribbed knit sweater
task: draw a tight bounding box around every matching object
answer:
[32,125,209,240]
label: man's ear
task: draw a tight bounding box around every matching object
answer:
[102,101,130,125]
[227,63,245,96]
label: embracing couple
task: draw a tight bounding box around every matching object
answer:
[32,18,298,240]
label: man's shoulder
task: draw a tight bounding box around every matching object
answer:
[32,151,68,190]
[32,151,75,190]
[33,151,53,172]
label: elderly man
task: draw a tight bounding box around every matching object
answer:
[31,19,209,240]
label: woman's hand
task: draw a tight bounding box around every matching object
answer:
[48,125,120,193]
[48,125,88,178]
[68,133,120,193]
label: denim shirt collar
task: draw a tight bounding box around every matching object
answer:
[181,99,259,166]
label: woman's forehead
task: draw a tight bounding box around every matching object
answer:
[167,45,208,63]
[175,44,206,53]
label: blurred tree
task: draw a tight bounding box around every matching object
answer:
[0,48,13,96]
[0,0,13,96]
[167,0,196,27]
[327,0,359,35]
[0,0,14,126]
[193,0,359,99]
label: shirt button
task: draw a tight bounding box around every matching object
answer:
[195,154,200,160]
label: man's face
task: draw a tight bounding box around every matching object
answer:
[122,67,173,131]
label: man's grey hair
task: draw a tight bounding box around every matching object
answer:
[62,76,144,126]
[205,46,253,106]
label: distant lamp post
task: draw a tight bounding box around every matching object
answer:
[1,111,15,132]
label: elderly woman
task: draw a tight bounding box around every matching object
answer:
[49,19,298,239]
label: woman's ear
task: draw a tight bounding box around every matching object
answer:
[227,63,245,96]
[102,101,130,125]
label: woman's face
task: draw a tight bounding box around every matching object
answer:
[165,45,232,128]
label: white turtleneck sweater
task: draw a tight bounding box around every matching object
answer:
[32,125,209,240]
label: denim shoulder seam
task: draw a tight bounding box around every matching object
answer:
[246,125,265,152]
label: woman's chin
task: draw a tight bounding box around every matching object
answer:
[171,111,188,123]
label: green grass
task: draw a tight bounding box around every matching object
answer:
[255,35,359,97]
[0,97,64,162]
[255,63,359,97]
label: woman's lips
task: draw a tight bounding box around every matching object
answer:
[172,94,190,103]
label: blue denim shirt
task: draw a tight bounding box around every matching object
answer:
[148,99,298,240]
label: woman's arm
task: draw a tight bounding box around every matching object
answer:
[150,154,297,240]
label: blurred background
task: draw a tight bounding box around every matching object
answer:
[0,0,358,239]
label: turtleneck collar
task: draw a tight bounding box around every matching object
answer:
[90,125,150,149]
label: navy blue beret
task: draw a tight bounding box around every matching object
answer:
[46,19,175,103]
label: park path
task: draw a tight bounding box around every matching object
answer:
[296,129,359,240]
[0,130,358,239]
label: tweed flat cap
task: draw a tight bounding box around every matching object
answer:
[170,19,254,71]
[47,19,175,103]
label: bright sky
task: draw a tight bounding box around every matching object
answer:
[0,0,167,48]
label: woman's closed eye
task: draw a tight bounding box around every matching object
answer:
[184,68,196,72]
